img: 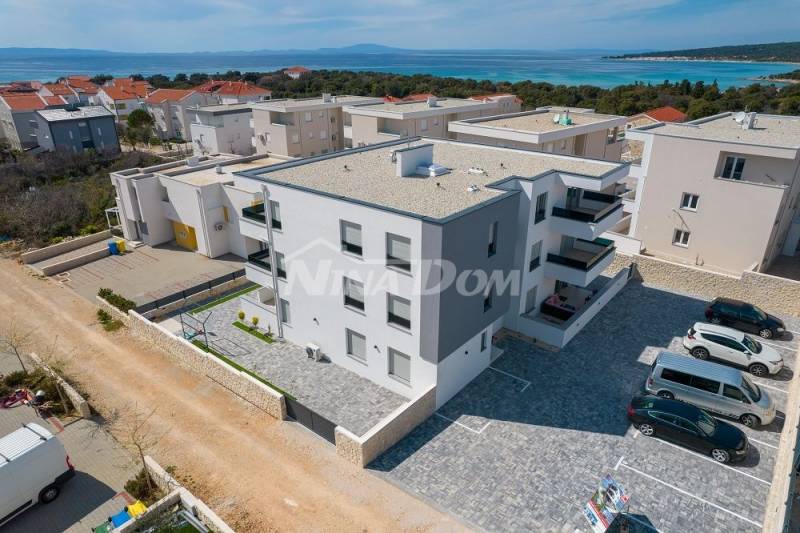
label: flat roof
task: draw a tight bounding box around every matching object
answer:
[475,109,624,133]
[635,112,800,149]
[36,106,113,122]
[114,154,290,187]
[345,97,495,118]
[252,95,383,112]
[194,102,253,114]
[239,138,624,220]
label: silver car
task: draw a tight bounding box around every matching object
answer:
[645,351,775,428]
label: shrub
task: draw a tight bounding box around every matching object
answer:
[97,288,136,313]
[124,468,163,506]
[97,309,112,323]
[97,308,123,332]
[251,316,259,328]
[238,310,245,321]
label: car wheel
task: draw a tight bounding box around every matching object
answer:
[691,347,710,360]
[638,423,655,437]
[759,328,773,339]
[39,485,60,504]
[749,363,768,377]
[710,316,722,324]
[711,449,730,463]
[657,391,674,399]
[740,414,760,428]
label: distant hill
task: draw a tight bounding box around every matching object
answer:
[609,41,800,63]
[0,44,410,58]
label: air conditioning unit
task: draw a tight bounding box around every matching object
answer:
[305,343,322,361]
[214,222,224,231]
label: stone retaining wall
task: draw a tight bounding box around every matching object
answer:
[21,229,111,264]
[126,311,287,420]
[335,385,436,467]
[606,252,800,316]
[27,352,91,418]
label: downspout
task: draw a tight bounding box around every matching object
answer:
[261,184,284,339]
[195,189,212,256]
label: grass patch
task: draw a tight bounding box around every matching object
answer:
[233,321,274,343]
[191,339,294,399]
[96,309,124,332]
[189,284,258,314]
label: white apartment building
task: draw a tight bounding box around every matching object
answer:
[468,93,522,113]
[449,106,626,161]
[110,153,290,258]
[231,138,629,405]
[618,111,800,275]
[189,103,255,156]
[251,94,383,157]
[145,89,211,141]
[343,96,506,148]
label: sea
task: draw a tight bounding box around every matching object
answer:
[0,50,796,88]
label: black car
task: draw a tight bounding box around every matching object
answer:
[705,297,785,339]
[627,395,748,463]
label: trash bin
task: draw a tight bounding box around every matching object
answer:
[115,239,126,253]
[107,240,119,255]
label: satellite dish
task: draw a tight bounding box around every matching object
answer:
[553,114,561,123]
[734,111,746,124]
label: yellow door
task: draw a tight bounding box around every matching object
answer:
[172,221,198,251]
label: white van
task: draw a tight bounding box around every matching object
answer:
[0,423,75,526]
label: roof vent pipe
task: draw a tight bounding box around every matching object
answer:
[427,96,438,108]
[215,164,224,174]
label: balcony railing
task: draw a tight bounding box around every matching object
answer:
[547,238,615,271]
[247,249,271,271]
[552,192,622,224]
[540,301,575,322]
[242,203,281,229]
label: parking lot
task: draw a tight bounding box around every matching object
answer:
[372,282,799,532]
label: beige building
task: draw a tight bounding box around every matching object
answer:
[448,106,626,161]
[145,89,211,141]
[620,112,800,275]
[251,94,383,157]
[344,96,503,148]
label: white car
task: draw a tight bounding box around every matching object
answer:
[683,322,783,377]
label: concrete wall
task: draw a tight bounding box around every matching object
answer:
[37,247,109,276]
[191,111,254,156]
[21,229,112,264]
[605,251,800,316]
[253,107,344,157]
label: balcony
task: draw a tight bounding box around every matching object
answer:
[245,249,274,288]
[544,237,616,287]
[549,191,623,240]
[242,203,266,224]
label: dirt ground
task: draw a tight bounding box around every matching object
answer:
[0,259,465,533]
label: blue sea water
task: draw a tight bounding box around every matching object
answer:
[0,50,795,88]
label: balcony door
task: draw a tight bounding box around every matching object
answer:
[560,236,576,255]
[524,286,538,315]
[566,187,580,210]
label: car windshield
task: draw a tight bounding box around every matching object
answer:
[742,335,762,354]
[741,376,761,402]
[695,410,717,436]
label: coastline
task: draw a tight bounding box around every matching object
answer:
[610,56,800,66]
[751,77,800,84]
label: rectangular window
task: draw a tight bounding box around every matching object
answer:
[721,156,745,180]
[280,299,290,324]
[387,294,411,329]
[673,229,690,247]
[269,201,282,230]
[343,277,365,311]
[433,117,439,126]
[388,348,411,385]
[690,376,720,394]
[420,119,428,131]
[265,132,271,143]
[488,221,498,257]
[346,329,366,362]
[308,131,314,139]
[680,193,699,211]
[304,111,312,122]
[275,252,286,279]
[723,385,747,402]
[320,129,327,140]
[319,111,325,119]
[535,192,548,223]
[480,331,487,351]
[529,241,542,271]
[484,283,494,312]
[340,220,363,256]
[660,368,691,385]
[386,233,411,271]
[291,133,299,144]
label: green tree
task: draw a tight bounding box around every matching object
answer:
[127,109,153,130]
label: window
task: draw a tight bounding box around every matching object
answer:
[723,384,748,402]
[672,229,690,247]
[524,286,538,314]
[319,111,324,119]
[265,132,271,143]
[343,277,365,311]
[388,348,411,385]
[387,294,411,329]
[484,283,494,312]
[291,133,299,144]
[275,252,286,279]
[661,368,691,385]
[304,111,312,122]
[535,192,548,223]
[673,418,699,434]
[529,241,542,271]
[117,103,126,110]
[480,331,487,352]
[680,193,699,211]
[308,131,314,139]
[340,220,363,256]
[488,221,498,257]
[320,129,327,140]
[346,329,366,362]
[721,156,745,180]
[159,184,169,202]
[386,233,411,271]
[433,117,439,126]
[269,201,282,229]
[420,119,428,131]
[280,299,290,324]
[650,412,676,424]
[689,376,720,394]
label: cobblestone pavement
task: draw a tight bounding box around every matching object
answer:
[186,297,407,436]
[372,282,799,532]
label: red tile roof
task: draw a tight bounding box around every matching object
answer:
[469,93,523,104]
[64,77,99,95]
[42,83,74,96]
[145,88,196,104]
[42,95,67,106]
[101,86,141,101]
[0,83,37,96]
[0,94,48,110]
[109,78,152,97]
[284,66,310,73]
[384,93,436,103]
[195,80,227,93]
[643,106,688,123]
[215,81,270,97]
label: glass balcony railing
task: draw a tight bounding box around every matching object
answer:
[546,238,615,271]
[247,249,271,271]
[242,203,281,229]
[551,191,622,224]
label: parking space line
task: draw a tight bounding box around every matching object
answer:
[757,339,797,353]
[434,413,491,435]
[640,434,771,485]
[620,463,762,528]
[614,455,624,471]
[748,437,778,450]
[755,382,787,394]
[488,366,531,392]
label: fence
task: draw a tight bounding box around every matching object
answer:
[135,269,248,317]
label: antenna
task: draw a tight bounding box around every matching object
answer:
[553,114,561,124]
[733,111,746,124]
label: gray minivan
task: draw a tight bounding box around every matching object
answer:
[645,351,775,427]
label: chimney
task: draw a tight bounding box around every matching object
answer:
[322,93,332,103]
[427,96,438,108]
[395,144,434,177]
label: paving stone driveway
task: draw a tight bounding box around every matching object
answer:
[372,282,799,532]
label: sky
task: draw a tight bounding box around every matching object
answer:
[0,0,798,53]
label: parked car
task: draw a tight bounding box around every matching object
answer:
[627,395,748,463]
[644,350,775,427]
[683,322,784,376]
[0,423,75,527]
[704,297,785,339]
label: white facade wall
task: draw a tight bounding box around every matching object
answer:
[191,111,254,156]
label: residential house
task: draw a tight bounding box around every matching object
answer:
[448,106,627,161]
[231,137,628,405]
[618,111,800,275]
[0,93,66,150]
[251,94,384,157]
[196,80,271,104]
[624,106,689,161]
[59,76,100,104]
[190,103,255,156]
[96,78,152,122]
[39,83,80,105]
[110,153,290,257]
[468,93,523,113]
[145,89,210,141]
[283,66,310,80]
[33,106,119,154]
